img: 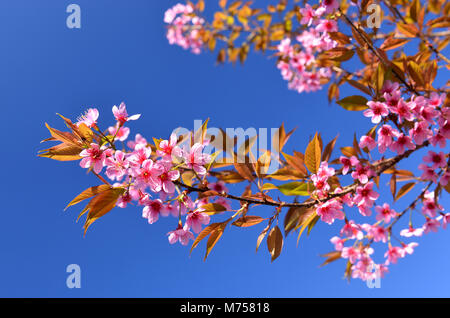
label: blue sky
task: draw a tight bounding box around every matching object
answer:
[0,0,448,297]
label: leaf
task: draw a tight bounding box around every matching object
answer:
[232,216,265,227]
[283,152,307,175]
[407,61,424,87]
[284,207,303,236]
[261,183,278,191]
[296,210,317,246]
[322,135,339,162]
[204,223,227,260]
[38,143,83,161]
[216,170,246,184]
[267,226,283,262]
[65,185,111,210]
[380,37,410,51]
[200,203,227,215]
[337,95,369,111]
[234,163,255,181]
[304,133,322,173]
[395,182,416,201]
[320,251,342,267]
[44,123,79,146]
[328,32,351,45]
[324,47,355,61]
[81,187,125,235]
[390,174,397,200]
[268,167,305,181]
[397,23,418,38]
[277,182,313,196]
[340,146,357,157]
[190,222,223,254]
[345,79,372,96]
[409,0,421,22]
[256,224,270,252]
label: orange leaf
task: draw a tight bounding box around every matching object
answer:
[65,185,111,210]
[232,216,265,227]
[267,225,283,262]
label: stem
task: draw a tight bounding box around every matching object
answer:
[175,142,430,209]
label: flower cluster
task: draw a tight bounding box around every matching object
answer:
[276,3,338,93]
[164,3,205,54]
[76,103,232,246]
[318,81,449,282]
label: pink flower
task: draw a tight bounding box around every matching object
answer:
[157,133,182,160]
[183,143,211,175]
[330,236,345,251]
[108,125,130,142]
[128,144,152,167]
[299,4,315,26]
[364,101,389,124]
[311,174,330,195]
[186,211,210,233]
[363,224,387,243]
[384,246,405,264]
[390,133,415,155]
[410,121,432,145]
[208,181,228,193]
[423,218,440,234]
[340,220,364,240]
[117,191,132,208]
[381,80,399,95]
[440,171,450,186]
[316,199,344,224]
[341,247,361,264]
[421,191,443,217]
[154,161,180,194]
[351,164,373,184]
[375,203,397,223]
[112,102,141,125]
[418,164,438,183]
[377,124,399,153]
[76,108,99,128]
[354,182,379,210]
[317,161,335,178]
[321,0,339,14]
[430,131,446,148]
[420,106,439,124]
[167,225,195,246]
[339,156,359,175]
[440,213,450,229]
[384,90,401,108]
[105,150,129,181]
[80,143,106,174]
[135,159,164,191]
[429,92,445,108]
[359,135,377,151]
[402,242,418,255]
[315,20,338,33]
[142,199,165,224]
[423,151,446,169]
[127,133,147,150]
[391,99,414,123]
[400,226,424,237]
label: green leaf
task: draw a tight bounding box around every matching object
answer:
[277,182,313,196]
[337,95,369,111]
